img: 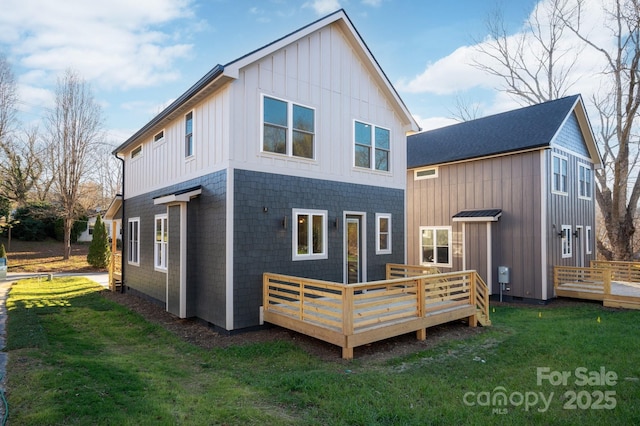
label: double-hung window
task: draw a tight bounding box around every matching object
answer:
[154,214,168,271]
[354,121,390,171]
[128,218,140,265]
[185,111,193,157]
[578,164,592,199]
[561,225,572,258]
[420,226,451,267]
[262,95,315,159]
[552,154,568,194]
[292,209,327,260]
[376,213,392,254]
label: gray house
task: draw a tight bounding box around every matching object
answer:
[406,95,601,302]
[112,10,419,332]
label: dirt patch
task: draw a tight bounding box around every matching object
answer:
[101,290,487,363]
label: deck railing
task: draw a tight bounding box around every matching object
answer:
[554,266,612,299]
[263,267,490,358]
[109,252,122,291]
[591,260,640,283]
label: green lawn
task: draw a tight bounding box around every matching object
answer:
[5,277,640,425]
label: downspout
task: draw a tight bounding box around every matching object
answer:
[114,152,126,293]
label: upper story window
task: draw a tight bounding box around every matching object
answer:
[578,163,592,199]
[131,145,142,159]
[185,111,193,157]
[262,95,315,159]
[420,226,452,267]
[128,218,140,266]
[292,209,327,261]
[552,153,568,195]
[414,166,438,180]
[154,130,165,143]
[354,121,390,172]
[376,213,392,255]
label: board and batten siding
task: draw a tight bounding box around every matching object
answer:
[407,150,544,299]
[228,22,408,190]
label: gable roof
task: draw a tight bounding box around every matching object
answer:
[407,95,601,169]
[115,9,418,155]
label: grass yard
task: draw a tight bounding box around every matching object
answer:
[5,277,640,425]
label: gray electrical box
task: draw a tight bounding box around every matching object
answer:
[498,266,510,284]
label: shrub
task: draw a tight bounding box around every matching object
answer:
[87,216,110,268]
[12,202,57,241]
[0,243,6,259]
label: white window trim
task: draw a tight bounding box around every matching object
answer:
[154,213,168,272]
[561,225,572,258]
[586,226,592,255]
[260,94,316,160]
[131,145,143,160]
[552,153,568,196]
[414,166,438,180]
[128,217,140,266]
[353,120,391,172]
[292,208,328,261]
[578,163,593,200]
[185,110,194,159]
[375,213,392,255]
[419,226,452,267]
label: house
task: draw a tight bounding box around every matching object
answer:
[77,214,121,243]
[111,10,419,332]
[406,95,601,302]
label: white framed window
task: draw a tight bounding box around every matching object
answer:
[292,209,327,260]
[154,129,165,143]
[552,153,568,195]
[586,226,592,254]
[185,111,193,157]
[154,214,168,271]
[354,120,391,172]
[561,225,572,258]
[578,163,592,199]
[128,217,140,266]
[376,213,392,254]
[414,167,438,180]
[131,145,142,159]
[262,95,315,159]
[420,226,452,267]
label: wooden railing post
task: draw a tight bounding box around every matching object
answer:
[603,269,612,296]
[416,278,426,340]
[342,285,354,359]
[468,272,478,327]
[263,273,270,314]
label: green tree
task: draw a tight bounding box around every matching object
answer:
[87,215,110,268]
[0,243,6,259]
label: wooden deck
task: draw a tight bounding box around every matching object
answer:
[554,261,640,310]
[263,264,490,359]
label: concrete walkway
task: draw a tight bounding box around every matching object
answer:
[0,271,109,420]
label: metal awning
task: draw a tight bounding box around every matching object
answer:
[452,209,502,222]
[153,186,202,205]
[104,195,122,220]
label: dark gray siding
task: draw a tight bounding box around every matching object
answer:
[123,171,227,325]
[167,205,181,316]
[407,150,544,299]
[233,169,405,329]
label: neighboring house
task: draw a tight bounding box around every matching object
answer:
[406,95,601,302]
[77,214,121,243]
[112,10,419,331]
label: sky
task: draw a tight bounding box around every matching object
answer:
[0,0,614,146]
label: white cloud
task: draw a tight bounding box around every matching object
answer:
[303,0,342,15]
[362,0,382,6]
[0,0,196,90]
[412,114,458,132]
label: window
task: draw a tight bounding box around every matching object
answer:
[131,145,142,159]
[292,209,327,260]
[414,167,438,180]
[185,111,193,157]
[586,226,592,254]
[128,218,140,265]
[376,213,392,254]
[420,226,452,266]
[354,121,391,171]
[552,154,568,194]
[561,225,572,258]
[154,130,165,143]
[262,95,314,159]
[154,214,168,271]
[578,164,592,199]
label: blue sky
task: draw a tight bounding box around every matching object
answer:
[0,0,608,146]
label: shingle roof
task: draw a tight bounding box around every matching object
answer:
[452,209,502,222]
[407,95,581,169]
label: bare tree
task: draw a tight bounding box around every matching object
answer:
[449,95,484,122]
[473,0,582,104]
[45,70,104,259]
[0,127,44,206]
[0,53,17,146]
